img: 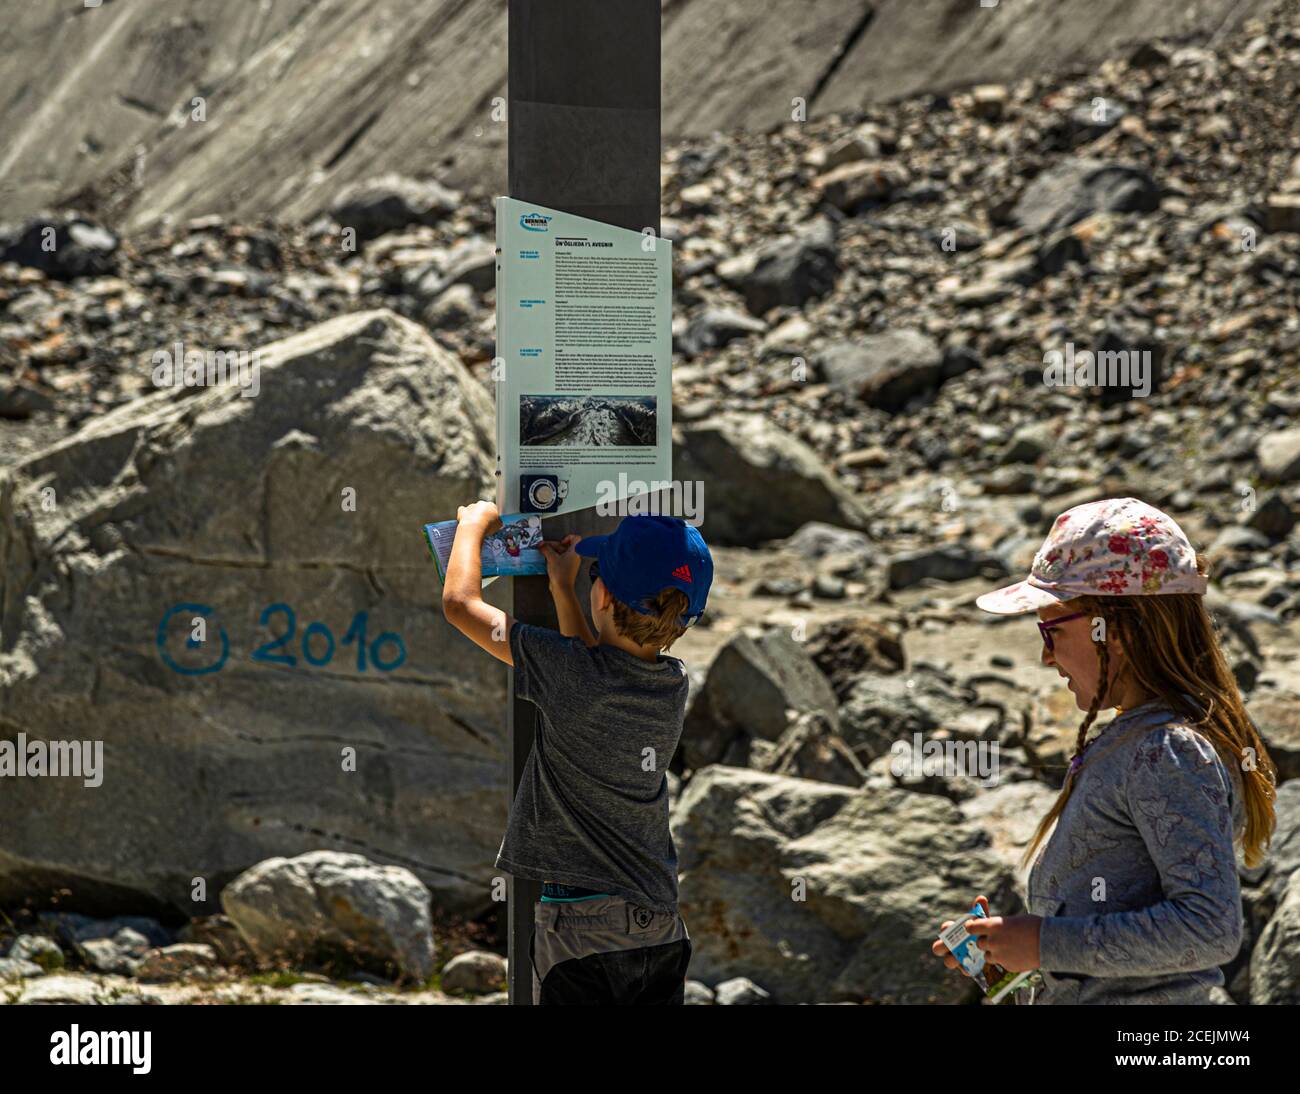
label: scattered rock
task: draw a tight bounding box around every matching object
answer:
[815,329,947,412]
[221,851,436,981]
[440,950,507,995]
[1011,159,1161,234]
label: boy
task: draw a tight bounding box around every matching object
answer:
[441,501,713,1005]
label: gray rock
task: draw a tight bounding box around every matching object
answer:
[420,283,477,331]
[676,307,766,358]
[839,665,985,766]
[999,421,1056,464]
[135,943,219,981]
[1258,427,1300,483]
[756,710,868,787]
[1264,778,1300,900]
[0,311,502,919]
[1250,693,1300,783]
[0,214,119,280]
[7,933,65,969]
[0,380,57,420]
[331,175,460,242]
[1012,159,1161,234]
[714,976,774,1005]
[422,238,496,296]
[673,413,870,545]
[18,974,102,1005]
[0,956,43,979]
[779,522,871,560]
[1243,490,1297,539]
[720,218,839,316]
[683,978,715,1004]
[815,160,909,212]
[682,626,839,770]
[440,949,507,994]
[1089,327,1164,405]
[222,851,435,981]
[672,766,1018,1004]
[805,617,906,701]
[886,543,1009,589]
[1251,869,1300,1004]
[815,329,946,412]
[81,937,142,976]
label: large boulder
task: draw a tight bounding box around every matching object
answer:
[673,413,870,545]
[221,851,435,980]
[0,310,503,918]
[672,765,1019,1003]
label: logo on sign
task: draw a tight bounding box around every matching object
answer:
[520,212,552,232]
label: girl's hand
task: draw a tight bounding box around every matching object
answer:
[966,912,1042,972]
[538,534,583,590]
[930,895,991,973]
[457,501,502,535]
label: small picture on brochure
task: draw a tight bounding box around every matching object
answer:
[519,394,657,447]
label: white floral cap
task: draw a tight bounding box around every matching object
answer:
[975,496,1208,615]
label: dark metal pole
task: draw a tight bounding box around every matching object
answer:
[505,0,661,1006]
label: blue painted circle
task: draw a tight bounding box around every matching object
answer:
[157,603,229,675]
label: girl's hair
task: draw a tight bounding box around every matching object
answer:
[1022,559,1277,870]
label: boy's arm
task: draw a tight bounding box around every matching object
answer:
[551,585,598,647]
[539,534,598,647]
[442,502,514,666]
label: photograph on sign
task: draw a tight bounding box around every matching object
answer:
[495,197,672,517]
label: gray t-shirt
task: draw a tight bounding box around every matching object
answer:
[496,621,689,914]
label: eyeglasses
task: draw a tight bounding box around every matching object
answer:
[589,560,600,582]
[1037,611,1089,652]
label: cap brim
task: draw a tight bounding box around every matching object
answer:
[574,535,608,558]
[975,580,1072,615]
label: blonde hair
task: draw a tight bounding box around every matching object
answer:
[1023,574,1277,870]
[611,587,691,652]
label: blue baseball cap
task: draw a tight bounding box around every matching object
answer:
[576,515,713,625]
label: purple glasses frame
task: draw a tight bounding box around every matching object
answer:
[1037,610,1090,652]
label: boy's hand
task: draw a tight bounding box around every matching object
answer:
[457,501,502,535]
[538,534,583,590]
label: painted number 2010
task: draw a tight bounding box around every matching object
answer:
[252,604,406,672]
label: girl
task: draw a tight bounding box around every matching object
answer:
[932,497,1277,1003]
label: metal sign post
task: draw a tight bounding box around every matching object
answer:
[504,0,661,1005]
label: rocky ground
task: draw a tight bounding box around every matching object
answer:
[2,5,1300,1003]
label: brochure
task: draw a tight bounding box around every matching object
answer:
[422,512,548,583]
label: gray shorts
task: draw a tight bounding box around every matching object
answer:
[530,895,692,1005]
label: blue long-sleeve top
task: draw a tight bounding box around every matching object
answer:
[1025,699,1247,1004]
